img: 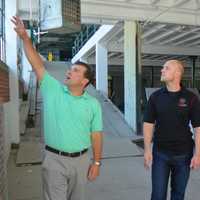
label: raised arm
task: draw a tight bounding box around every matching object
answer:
[11,16,45,81]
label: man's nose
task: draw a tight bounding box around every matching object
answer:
[66,70,71,75]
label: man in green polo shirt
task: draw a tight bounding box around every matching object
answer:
[12,16,103,200]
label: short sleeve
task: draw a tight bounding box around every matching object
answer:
[90,100,103,133]
[143,94,156,123]
[190,95,200,128]
[39,71,61,97]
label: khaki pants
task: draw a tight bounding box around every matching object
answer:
[42,150,90,200]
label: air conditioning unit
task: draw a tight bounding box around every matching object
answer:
[40,0,81,34]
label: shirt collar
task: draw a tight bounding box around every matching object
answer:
[62,85,89,99]
[162,85,185,94]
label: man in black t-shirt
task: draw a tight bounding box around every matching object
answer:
[143,60,200,200]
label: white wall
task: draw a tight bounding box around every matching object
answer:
[5,0,20,145]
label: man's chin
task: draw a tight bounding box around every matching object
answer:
[160,77,165,82]
[64,79,69,85]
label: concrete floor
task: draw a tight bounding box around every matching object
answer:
[7,136,200,200]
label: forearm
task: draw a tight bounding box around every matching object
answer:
[143,122,154,152]
[22,34,44,80]
[91,132,103,162]
[194,127,200,156]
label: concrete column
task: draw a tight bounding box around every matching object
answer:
[96,42,108,96]
[5,0,20,144]
[124,21,138,132]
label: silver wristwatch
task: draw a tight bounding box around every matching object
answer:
[93,160,101,166]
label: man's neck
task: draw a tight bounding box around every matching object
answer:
[68,85,84,96]
[166,82,181,92]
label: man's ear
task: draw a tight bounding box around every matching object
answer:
[82,78,89,86]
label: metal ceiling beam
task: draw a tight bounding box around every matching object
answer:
[107,42,200,56]
[146,26,181,44]
[142,54,190,61]
[185,39,200,47]
[159,55,173,60]
[174,0,191,8]
[142,24,166,39]
[147,55,163,59]
[142,44,200,56]
[108,52,117,58]
[159,27,200,45]
[150,0,161,5]
[118,53,124,58]
[142,55,149,59]
[173,34,200,45]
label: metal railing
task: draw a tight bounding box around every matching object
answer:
[72,24,100,56]
[26,71,37,128]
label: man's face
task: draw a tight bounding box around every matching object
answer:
[64,64,89,87]
[160,61,178,83]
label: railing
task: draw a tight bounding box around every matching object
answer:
[26,71,37,127]
[72,24,100,56]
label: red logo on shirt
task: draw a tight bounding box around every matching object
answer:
[178,98,187,107]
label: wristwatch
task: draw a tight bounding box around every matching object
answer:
[93,160,101,166]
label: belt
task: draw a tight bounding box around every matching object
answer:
[45,145,88,157]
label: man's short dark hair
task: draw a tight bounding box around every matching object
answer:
[74,61,93,86]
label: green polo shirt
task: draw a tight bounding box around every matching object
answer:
[40,71,103,153]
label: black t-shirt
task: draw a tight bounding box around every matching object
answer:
[143,87,200,154]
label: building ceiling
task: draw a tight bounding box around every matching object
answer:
[19,0,200,25]
[81,0,200,25]
[142,21,200,47]
[18,0,200,60]
[83,21,200,64]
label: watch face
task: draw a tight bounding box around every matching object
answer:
[40,0,62,30]
[94,161,101,166]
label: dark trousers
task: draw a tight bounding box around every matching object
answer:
[151,146,193,200]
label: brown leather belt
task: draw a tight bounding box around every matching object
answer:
[45,145,88,157]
